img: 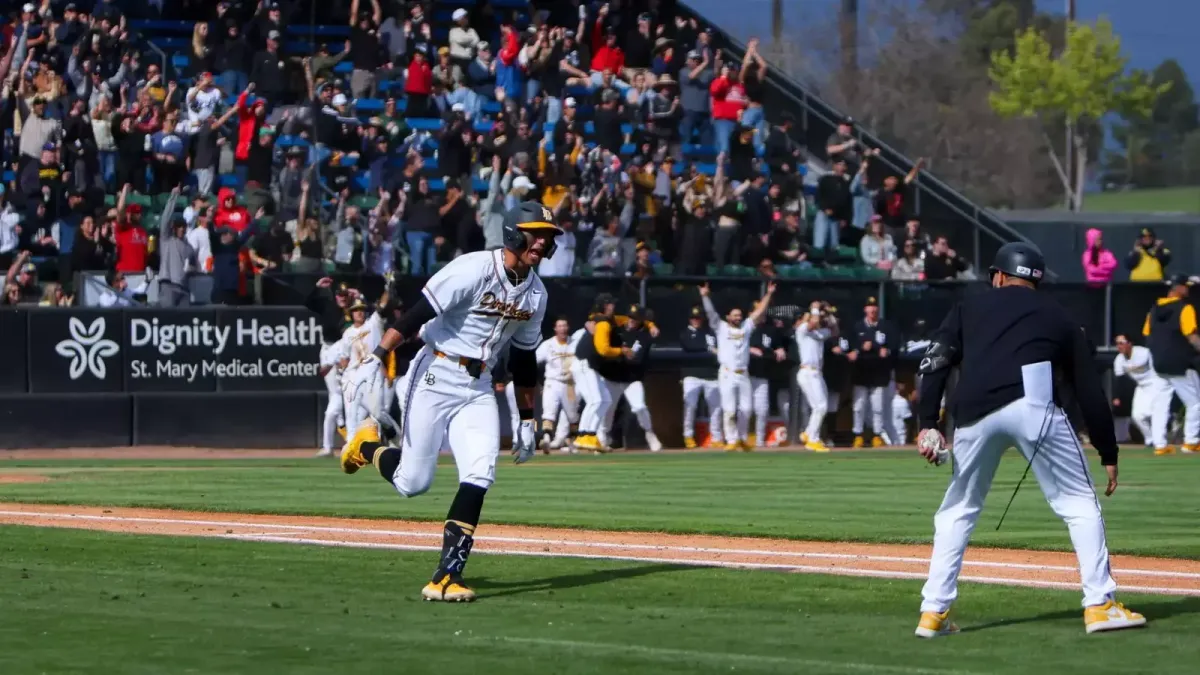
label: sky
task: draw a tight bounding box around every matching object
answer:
[686,0,1200,89]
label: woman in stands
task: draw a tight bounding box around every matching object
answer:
[189,22,214,78]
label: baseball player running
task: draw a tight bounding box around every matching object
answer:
[536,318,579,451]
[1112,334,1174,454]
[795,302,836,452]
[679,305,723,449]
[915,242,1143,637]
[339,201,561,603]
[1142,275,1200,454]
[700,281,777,451]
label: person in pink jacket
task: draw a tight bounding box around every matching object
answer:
[1082,228,1118,284]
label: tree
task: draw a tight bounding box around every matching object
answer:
[989,19,1167,210]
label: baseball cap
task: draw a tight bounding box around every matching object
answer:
[477,41,490,51]
[512,175,535,192]
[267,29,281,41]
[1166,273,1194,288]
[626,304,645,319]
[64,2,78,11]
[332,93,348,106]
[258,125,276,137]
[564,97,577,108]
[690,305,703,318]
[864,296,879,307]
[452,8,467,20]
[22,3,35,12]
[1140,227,1156,238]
[686,49,702,60]
[41,142,56,151]
[438,46,450,56]
[19,262,36,275]
[451,102,466,112]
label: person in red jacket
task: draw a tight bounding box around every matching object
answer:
[590,20,626,89]
[405,47,434,116]
[235,84,267,185]
[213,187,254,301]
[709,58,747,157]
[114,186,149,274]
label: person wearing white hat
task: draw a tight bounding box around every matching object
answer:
[448,7,481,71]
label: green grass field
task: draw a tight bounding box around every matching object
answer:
[1,450,1198,674]
[1084,187,1200,214]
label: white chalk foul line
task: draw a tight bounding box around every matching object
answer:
[2,509,1198,594]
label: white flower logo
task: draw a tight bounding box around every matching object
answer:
[55,317,119,380]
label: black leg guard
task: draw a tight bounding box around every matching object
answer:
[432,483,488,581]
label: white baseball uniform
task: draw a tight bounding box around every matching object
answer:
[795,320,832,442]
[389,249,548,497]
[1112,345,1173,450]
[891,390,911,445]
[320,337,348,453]
[702,295,753,444]
[537,336,578,446]
[341,313,385,440]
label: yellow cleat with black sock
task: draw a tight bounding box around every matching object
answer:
[422,574,477,602]
[683,436,697,449]
[872,436,885,448]
[852,435,865,449]
[340,423,379,474]
[1155,446,1177,456]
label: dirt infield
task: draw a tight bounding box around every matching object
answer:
[1,502,1197,596]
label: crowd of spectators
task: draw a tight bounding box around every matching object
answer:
[1,0,976,309]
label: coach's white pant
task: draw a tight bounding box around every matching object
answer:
[603,380,654,437]
[852,385,888,440]
[1131,383,1173,449]
[681,376,723,442]
[323,370,344,453]
[573,360,610,438]
[922,364,1117,612]
[796,366,828,441]
[542,379,579,441]
[719,368,752,442]
[751,377,770,446]
[1165,370,1200,445]
[389,348,500,497]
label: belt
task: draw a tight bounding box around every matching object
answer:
[434,350,487,372]
[800,365,820,370]
[722,367,746,375]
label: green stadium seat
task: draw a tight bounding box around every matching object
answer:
[652,263,674,275]
[722,264,754,277]
[856,267,890,281]
[348,195,380,210]
[824,266,857,280]
[577,263,594,277]
[705,264,720,276]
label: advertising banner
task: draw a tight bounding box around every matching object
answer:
[28,309,124,393]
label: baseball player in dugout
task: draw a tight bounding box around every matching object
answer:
[597,304,663,452]
[307,278,352,457]
[679,305,723,449]
[1142,274,1200,454]
[571,296,617,453]
[849,297,899,448]
[748,311,787,448]
[536,318,580,452]
[700,281,778,451]
[1111,334,1174,455]
[338,201,562,603]
[914,242,1144,638]
[794,301,838,452]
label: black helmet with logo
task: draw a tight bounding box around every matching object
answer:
[989,242,1046,285]
[502,201,563,259]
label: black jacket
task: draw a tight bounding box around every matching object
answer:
[849,318,897,387]
[679,324,717,379]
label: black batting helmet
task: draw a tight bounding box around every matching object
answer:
[989,242,1045,285]
[502,201,562,259]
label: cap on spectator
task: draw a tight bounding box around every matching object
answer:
[41,142,56,151]
[625,303,645,320]
[22,3,35,12]
[348,298,367,311]
[601,89,619,103]
[864,296,879,307]
[869,213,883,222]
[477,41,490,51]
[452,8,468,20]
[564,29,575,38]
[259,126,276,137]
[451,102,466,112]
[841,116,855,126]
[512,175,535,192]
[287,146,307,158]
[1140,227,1155,237]
[686,49,702,60]
[638,12,652,21]
[654,37,674,53]
[332,93,348,106]
[20,262,37,275]
[690,305,704,318]
[564,97,577,108]
[654,74,676,88]
[438,46,450,56]
[126,203,143,215]
[1166,273,1194,288]
[65,2,77,10]
[267,29,281,41]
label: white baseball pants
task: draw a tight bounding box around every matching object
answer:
[852,385,888,440]
[574,360,611,440]
[388,348,500,497]
[542,379,579,431]
[602,380,654,436]
[796,367,828,442]
[718,369,752,442]
[1165,370,1200,445]
[751,377,770,446]
[322,369,344,453]
[681,376,723,442]
[922,363,1118,612]
[342,367,383,441]
[1131,383,1173,449]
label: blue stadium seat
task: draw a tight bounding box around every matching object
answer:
[352,173,370,191]
[171,54,190,71]
[472,120,493,134]
[333,62,354,74]
[694,162,718,176]
[480,100,502,115]
[152,37,189,50]
[354,98,384,113]
[218,174,244,189]
[408,118,444,131]
[287,25,350,37]
[682,143,717,158]
[130,20,192,33]
[619,143,636,155]
[2,170,13,183]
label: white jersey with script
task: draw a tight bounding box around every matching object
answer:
[1112,345,1169,390]
[536,337,576,383]
[701,295,752,371]
[420,249,548,367]
[341,314,384,373]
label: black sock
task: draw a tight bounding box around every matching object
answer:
[374,447,401,482]
[360,441,382,463]
[433,483,488,581]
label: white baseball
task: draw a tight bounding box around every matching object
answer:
[918,429,950,466]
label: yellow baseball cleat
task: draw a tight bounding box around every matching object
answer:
[1180,445,1197,454]
[740,440,753,452]
[1084,600,1146,634]
[799,432,809,444]
[340,423,379,474]
[422,574,477,602]
[724,442,740,452]
[683,436,697,449]
[872,436,885,448]
[574,434,602,452]
[914,611,959,638]
[1154,446,1176,456]
[337,426,347,440]
[852,435,865,449]
[805,440,831,453]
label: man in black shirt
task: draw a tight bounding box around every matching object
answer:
[600,304,663,452]
[923,235,968,281]
[253,218,294,270]
[814,159,852,251]
[1141,274,1200,452]
[914,242,1143,638]
[749,313,786,448]
[679,305,722,448]
[592,90,626,155]
[623,13,655,73]
[348,0,384,99]
[847,297,897,447]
